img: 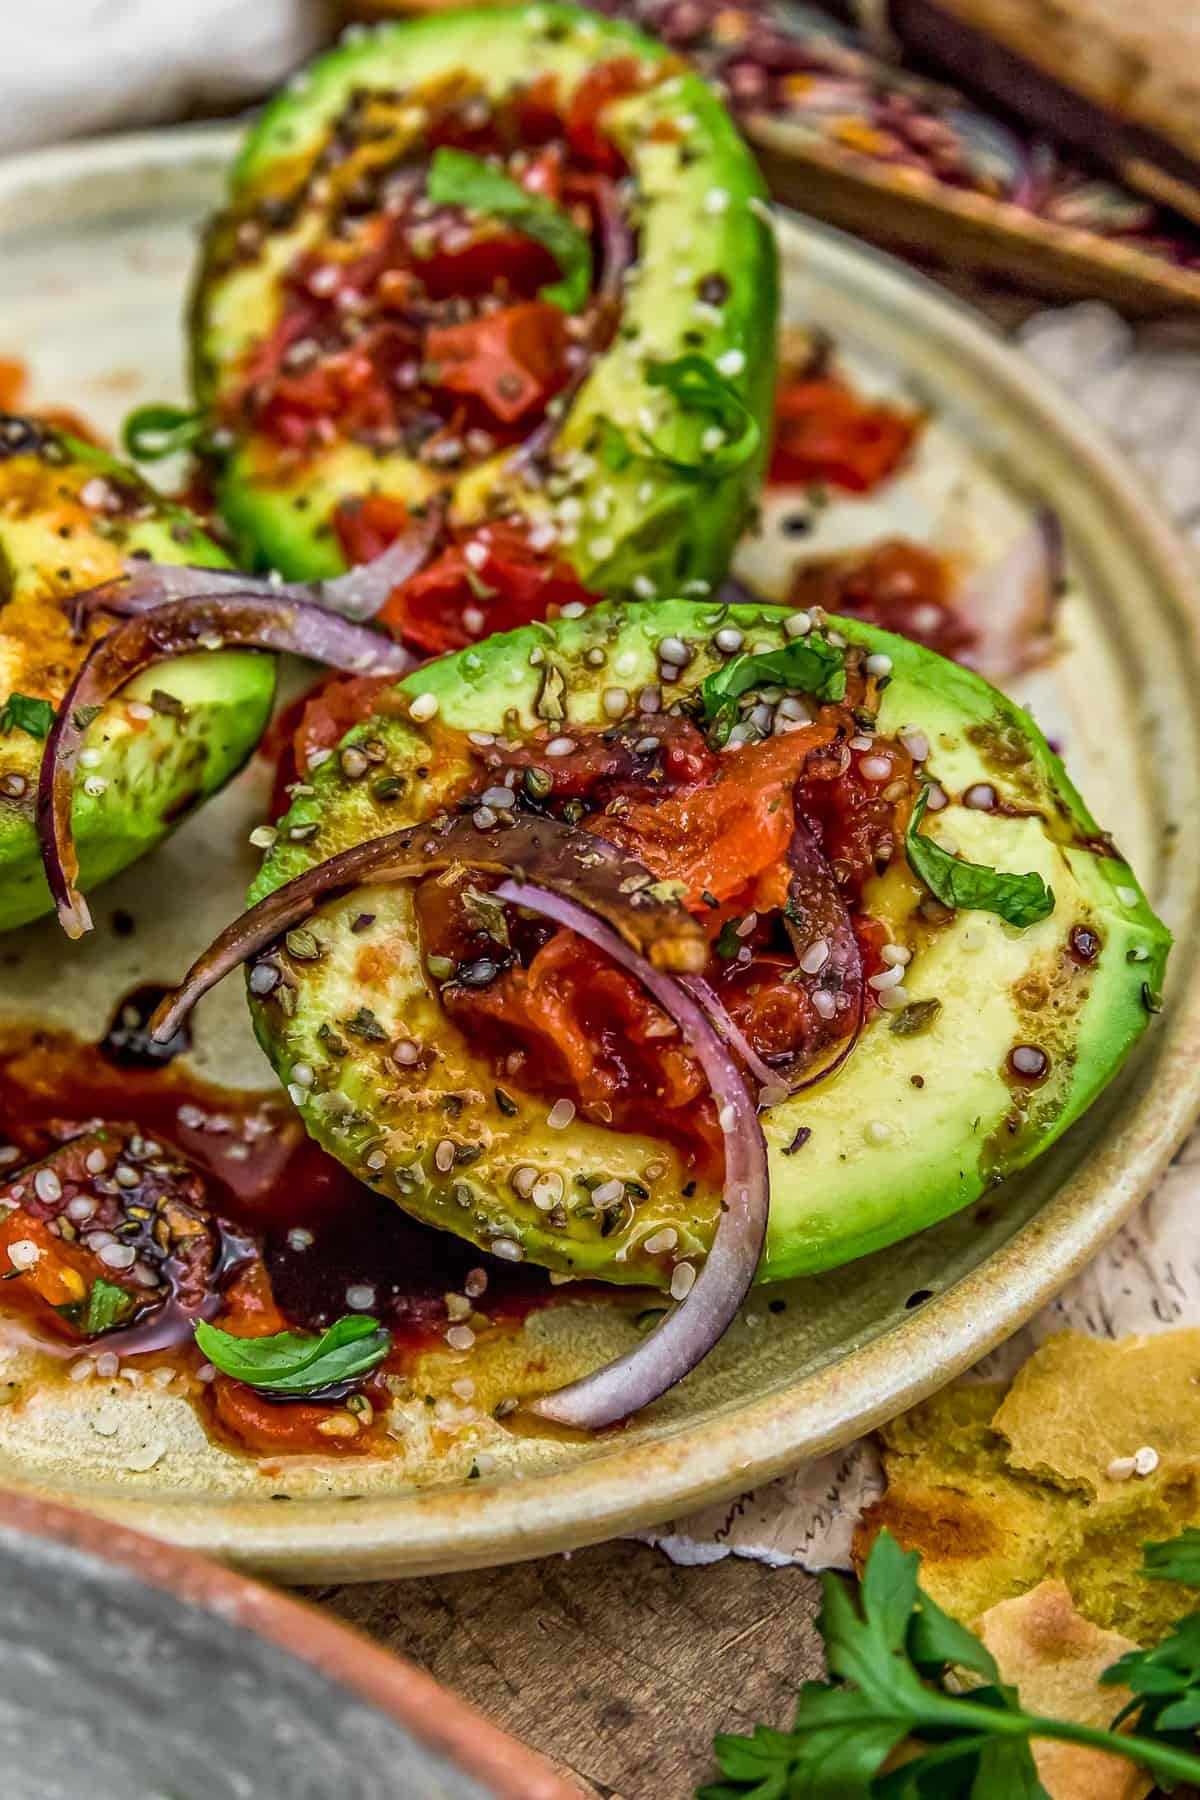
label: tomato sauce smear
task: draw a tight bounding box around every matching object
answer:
[0,1010,553,1457]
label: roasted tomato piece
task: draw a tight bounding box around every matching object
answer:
[590,724,837,908]
[770,376,920,493]
[565,58,643,173]
[425,302,571,426]
[377,520,594,655]
[0,1126,219,1339]
[443,930,723,1174]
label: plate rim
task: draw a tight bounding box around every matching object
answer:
[3,124,1200,1580]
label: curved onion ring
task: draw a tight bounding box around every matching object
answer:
[145,816,761,1427]
[679,973,789,1102]
[70,497,447,632]
[496,880,768,1429]
[955,510,1062,683]
[148,811,706,1045]
[40,594,413,939]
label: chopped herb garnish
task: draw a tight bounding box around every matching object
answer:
[0,693,55,739]
[426,148,592,312]
[342,1005,389,1043]
[888,998,943,1037]
[596,415,635,471]
[781,1126,811,1156]
[715,918,744,960]
[905,787,1055,928]
[702,638,846,746]
[643,354,760,477]
[194,1313,391,1395]
[121,403,207,462]
[494,1086,519,1117]
[462,886,511,947]
[84,1277,135,1336]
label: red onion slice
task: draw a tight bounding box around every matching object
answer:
[39,594,413,939]
[71,498,446,632]
[148,811,706,1044]
[495,880,767,1428]
[955,510,1063,682]
[679,973,790,1104]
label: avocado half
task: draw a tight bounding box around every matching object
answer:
[190,2,777,599]
[0,418,276,931]
[248,598,1169,1287]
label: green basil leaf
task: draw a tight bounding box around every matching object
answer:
[84,1277,135,1336]
[121,404,207,462]
[642,355,760,478]
[701,637,846,745]
[0,692,55,739]
[194,1313,391,1394]
[426,148,592,313]
[905,788,1055,928]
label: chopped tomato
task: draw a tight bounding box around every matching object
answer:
[377,520,594,655]
[443,931,723,1174]
[589,724,836,909]
[0,1213,92,1330]
[488,715,717,799]
[770,377,920,493]
[211,1376,378,1456]
[0,358,25,410]
[565,58,643,174]
[256,341,400,451]
[425,302,571,426]
[515,72,563,145]
[333,492,414,568]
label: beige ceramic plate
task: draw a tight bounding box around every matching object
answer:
[1,127,1199,1582]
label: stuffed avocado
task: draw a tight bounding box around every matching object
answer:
[0,417,275,933]
[189,2,777,640]
[214,597,1168,1297]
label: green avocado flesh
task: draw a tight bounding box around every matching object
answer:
[191,2,777,599]
[0,419,276,931]
[249,599,1169,1289]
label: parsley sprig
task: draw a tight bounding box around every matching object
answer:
[700,1529,1200,1798]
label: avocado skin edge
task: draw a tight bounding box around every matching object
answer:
[0,426,276,932]
[246,599,1170,1287]
[188,2,777,602]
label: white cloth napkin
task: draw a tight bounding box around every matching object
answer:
[4,1,332,155]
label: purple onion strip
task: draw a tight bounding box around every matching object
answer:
[71,498,446,633]
[495,879,768,1430]
[40,594,412,938]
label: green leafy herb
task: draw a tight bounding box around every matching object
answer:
[193,1314,392,1395]
[715,918,744,960]
[701,638,846,746]
[643,354,760,477]
[426,148,592,312]
[596,416,635,471]
[121,404,207,462]
[888,998,943,1038]
[905,787,1055,929]
[699,1529,1200,1799]
[0,692,55,739]
[84,1277,135,1336]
